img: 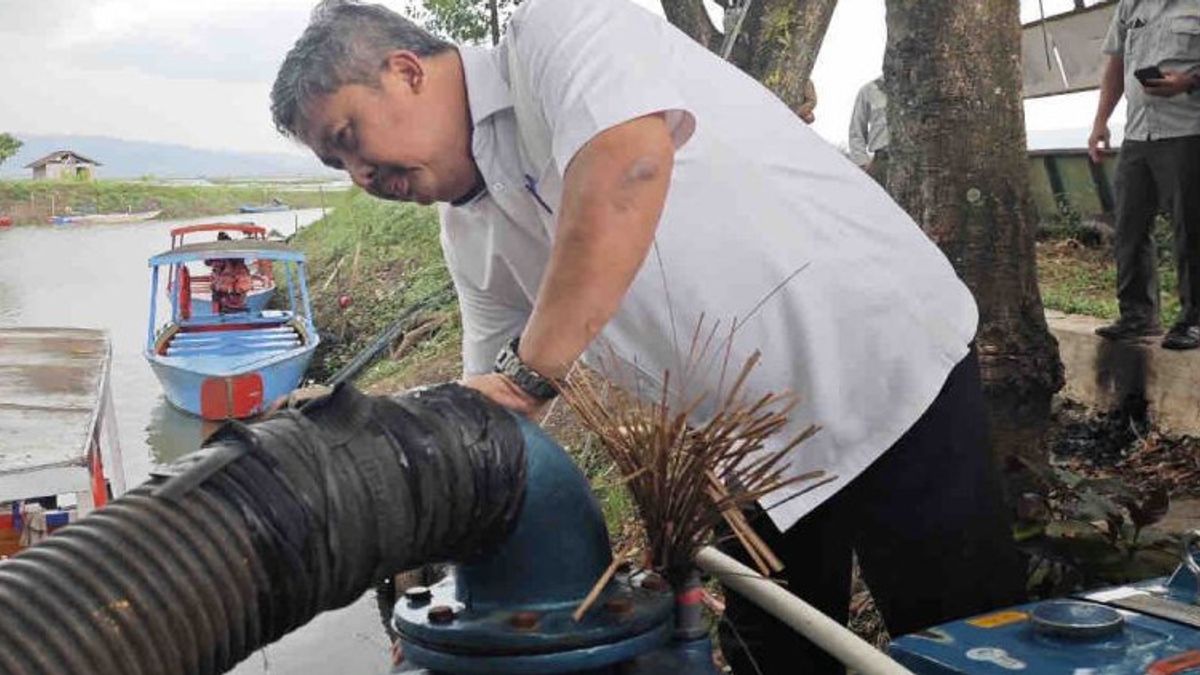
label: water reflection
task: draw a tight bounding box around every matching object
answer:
[145,397,208,464]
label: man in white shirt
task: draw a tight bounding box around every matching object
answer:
[848,76,890,185]
[271,0,1024,671]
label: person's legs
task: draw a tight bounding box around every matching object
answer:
[1155,136,1200,349]
[868,151,889,189]
[1100,141,1163,338]
[848,348,1025,637]
[718,496,853,675]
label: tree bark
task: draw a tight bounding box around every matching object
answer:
[739,0,836,110]
[659,0,836,113]
[659,0,722,51]
[488,0,500,45]
[883,0,1063,474]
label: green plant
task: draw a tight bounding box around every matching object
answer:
[1014,461,1178,598]
[0,133,21,169]
[403,0,521,44]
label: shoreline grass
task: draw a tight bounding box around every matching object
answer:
[0,179,349,224]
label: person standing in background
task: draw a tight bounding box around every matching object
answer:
[1088,0,1200,349]
[848,76,890,186]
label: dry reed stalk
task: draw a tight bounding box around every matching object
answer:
[558,317,834,580]
[572,542,640,621]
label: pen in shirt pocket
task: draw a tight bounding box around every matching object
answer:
[524,174,554,215]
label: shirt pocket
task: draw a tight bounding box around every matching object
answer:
[1170,15,1200,57]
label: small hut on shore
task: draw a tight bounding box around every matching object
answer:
[25,151,101,181]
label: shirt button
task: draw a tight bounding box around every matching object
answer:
[492,183,505,192]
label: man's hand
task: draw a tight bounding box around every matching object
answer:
[462,373,548,418]
[1143,70,1197,98]
[1088,124,1111,164]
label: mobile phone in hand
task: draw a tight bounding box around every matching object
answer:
[1135,66,1164,85]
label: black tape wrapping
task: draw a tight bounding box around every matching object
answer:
[0,383,526,675]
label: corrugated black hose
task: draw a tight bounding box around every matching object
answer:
[0,383,527,675]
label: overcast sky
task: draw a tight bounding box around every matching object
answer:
[0,0,1120,158]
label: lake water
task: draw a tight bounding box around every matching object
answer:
[0,209,393,675]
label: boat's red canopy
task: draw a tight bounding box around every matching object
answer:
[170,223,266,246]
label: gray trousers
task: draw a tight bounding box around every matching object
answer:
[1113,135,1200,326]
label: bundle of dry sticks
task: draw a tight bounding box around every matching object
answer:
[559,319,835,581]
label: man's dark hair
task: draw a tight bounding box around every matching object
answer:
[271,0,453,139]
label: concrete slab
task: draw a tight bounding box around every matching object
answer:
[1155,498,1200,537]
[1047,311,1200,436]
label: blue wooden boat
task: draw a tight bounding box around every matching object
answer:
[238,199,290,213]
[168,223,276,317]
[50,209,161,225]
[144,239,319,421]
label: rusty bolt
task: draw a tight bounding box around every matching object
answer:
[640,573,669,593]
[427,605,456,625]
[604,597,634,616]
[508,611,541,631]
[405,586,432,606]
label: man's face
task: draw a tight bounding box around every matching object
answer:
[300,51,475,205]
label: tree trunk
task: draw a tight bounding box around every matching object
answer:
[659,0,836,113]
[488,0,500,46]
[659,0,722,51]
[883,0,1063,475]
[739,0,836,110]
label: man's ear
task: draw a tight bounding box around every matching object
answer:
[382,50,425,92]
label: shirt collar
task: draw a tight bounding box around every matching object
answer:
[458,44,513,128]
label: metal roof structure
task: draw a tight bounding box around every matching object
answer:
[0,328,112,497]
[1022,1,1118,99]
[149,239,306,265]
[23,150,103,170]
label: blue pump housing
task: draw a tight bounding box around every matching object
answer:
[891,544,1200,674]
[393,418,719,675]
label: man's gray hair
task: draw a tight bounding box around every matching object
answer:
[271,0,452,139]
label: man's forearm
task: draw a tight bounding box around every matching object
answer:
[518,114,675,380]
[1093,55,1124,126]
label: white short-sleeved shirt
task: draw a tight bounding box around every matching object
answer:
[440,0,978,530]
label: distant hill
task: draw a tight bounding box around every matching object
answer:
[0,134,339,179]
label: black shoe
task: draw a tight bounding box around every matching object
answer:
[1161,324,1200,350]
[1095,320,1164,340]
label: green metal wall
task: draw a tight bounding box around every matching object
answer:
[1028,150,1117,222]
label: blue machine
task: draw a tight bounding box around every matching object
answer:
[392,419,720,675]
[892,534,1200,674]
[390,415,1200,675]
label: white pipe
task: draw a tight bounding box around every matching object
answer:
[695,546,915,675]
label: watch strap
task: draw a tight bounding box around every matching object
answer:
[494,337,559,401]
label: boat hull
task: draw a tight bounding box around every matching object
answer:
[148,346,315,420]
[52,210,161,225]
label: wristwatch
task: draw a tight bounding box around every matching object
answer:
[494,337,559,401]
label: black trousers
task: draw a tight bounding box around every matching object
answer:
[717,347,1025,675]
[1113,135,1200,327]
